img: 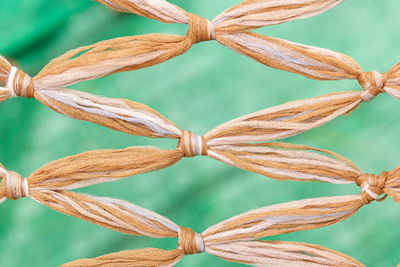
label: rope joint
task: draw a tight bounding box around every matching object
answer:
[178,226,205,255]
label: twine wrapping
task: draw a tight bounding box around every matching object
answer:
[17,0,343,89]
[1,1,399,266]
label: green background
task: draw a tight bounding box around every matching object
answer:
[0,1,399,266]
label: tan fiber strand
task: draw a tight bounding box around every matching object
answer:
[34,89,182,139]
[206,241,362,267]
[0,170,29,201]
[1,0,399,120]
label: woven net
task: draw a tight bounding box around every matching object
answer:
[1,1,399,266]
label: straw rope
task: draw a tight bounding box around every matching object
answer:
[0,0,398,187]
[96,0,400,101]
[24,0,344,89]
[0,143,399,265]
[1,160,377,267]
[1,54,376,182]
[2,0,397,103]
[1,1,399,266]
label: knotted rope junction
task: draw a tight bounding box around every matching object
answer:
[3,146,399,266]
[1,0,399,266]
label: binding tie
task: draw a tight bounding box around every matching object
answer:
[358,71,387,102]
[178,131,208,157]
[356,172,388,205]
[7,66,35,98]
[187,13,215,44]
[178,227,205,255]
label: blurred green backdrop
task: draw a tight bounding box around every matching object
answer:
[0,1,399,266]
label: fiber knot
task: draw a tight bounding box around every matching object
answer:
[6,66,34,98]
[356,172,388,205]
[0,170,29,200]
[178,130,207,157]
[358,71,387,102]
[178,227,205,255]
[187,13,215,44]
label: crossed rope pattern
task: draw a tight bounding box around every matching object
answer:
[1,51,399,186]
[1,147,399,266]
[1,0,399,266]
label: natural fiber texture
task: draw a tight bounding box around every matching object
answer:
[1,1,398,141]
[0,46,398,184]
[0,0,398,186]
[2,141,399,203]
[57,194,369,267]
[2,0,397,103]
[29,0,344,88]
[1,52,378,182]
[0,162,365,267]
[1,1,399,266]
[1,143,399,265]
